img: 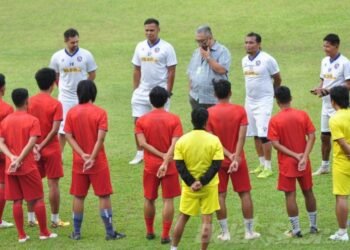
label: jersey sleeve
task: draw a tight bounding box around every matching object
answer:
[49,53,59,73]
[240,108,249,126]
[267,56,280,76]
[64,111,73,134]
[54,102,63,121]
[98,110,108,131]
[329,116,344,141]
[131,43,141,66]
[166,44,177,67]
[86,51,98,73]
[173,140,183,160]
[212,137,224,160]
[304,112,316,134]
[134,118,144,134]
[218,47,231,72]
[172,117,183,138]
[30,118,41,137]
[344,61,350,80]
[320,59,325,79]
[267,117,279,141]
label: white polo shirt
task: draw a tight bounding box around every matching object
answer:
[132,39,177,90]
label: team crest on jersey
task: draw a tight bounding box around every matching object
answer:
[256,60,261,66]
[77,56,82,62]
[334,63,339,69]
[154,47,160,53]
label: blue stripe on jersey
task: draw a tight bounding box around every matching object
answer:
[147,38,160,48]
[330,53,341,63]
[248,50,261,61]
[64,48,80,57]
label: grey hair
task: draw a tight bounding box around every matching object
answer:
[196,25,212,37]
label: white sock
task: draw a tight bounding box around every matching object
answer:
[259,157,265,166]
[244,218,254,234]
[218,218,229,234]
[321,161,330,168]
[308,211,317,228]
[289,216,300,234]
[51,214,59,223]
[338,228,347,235]
[264,160,271,170]
[28,212,35,222]
[170,246,178,250]
[137,150,144,157]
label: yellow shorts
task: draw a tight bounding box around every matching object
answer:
[179,185,220,216]
[333,170,350,195]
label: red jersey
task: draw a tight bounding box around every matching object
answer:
[0,99,14,163]
[135,109,183,175]
[207,103,248,167]
[64,103,108,174]
[0,111,41,175]
[268,108,315,177]
[28,93,63,154]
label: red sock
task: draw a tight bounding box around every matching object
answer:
[34,200,50,235]
[162,220,172,238]
[145,216,155,234]
[0,188,5,223]
[13,202,26,238]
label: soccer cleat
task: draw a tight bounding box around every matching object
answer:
[0,220,14,228]
[28,220,38,227]
[257,169,273,178]
[310,226,319,234]
[217,232,231,241]
[129,152,143,165]
[312,166,330,176]
[39,232,58,240]
[284,230,302,238]
[161,237,171,244]
[329,231,349,241]
[146,233,155,240]
[244,231,261,240]
[51,220,70,228]
[18,235,30,243]
[106,231,126,240]
[69,232,81,240]
[249,165,264,174]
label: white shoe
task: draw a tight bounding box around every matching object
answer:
[245,231,261,240]
[129,152,143,165]
[329,231,349,241]
[0,220,14,228]
[217,231,231,241]
[39,233,58,240]
[18,235,30,243]
[312,166,330,176]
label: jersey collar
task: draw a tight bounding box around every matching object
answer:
[64,48,80,57]
[147,38,160,48]
[330,53,341,63]
[248,50,261,61]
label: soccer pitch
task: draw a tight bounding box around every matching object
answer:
[1,0,350,249]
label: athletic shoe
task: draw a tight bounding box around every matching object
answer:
[310,226,319,234]
[146,233,155,240]
[312,166,330,176]
[39,232,58,240]
[329,231,349,241]
[69,232,81,240]
[0,220,14,228]
[129,152,143,165]
[244,231,261,240]
[51,220,70,228]
[249,165,264,174]
[284,230,302,238]
[28,220,38,227]
[257,169,273,178]
[106,231,126,240]
[161,237,171,244]
[18,235,30,243]
[217,232,231,241]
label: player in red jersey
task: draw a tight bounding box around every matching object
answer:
[0,73,14,228]
[207,79,260,241]
[0,88,57,242]
[268,86,318,237]
[135,86,182,244]
[64,80,125,240]
[27,68,69,228]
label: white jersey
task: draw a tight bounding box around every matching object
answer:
[132,39,177,90]
[49,48,97,101]
[242,51,280,101]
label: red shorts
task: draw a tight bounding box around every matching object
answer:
[37,148,64,179]
[70,167,113,197]
[277,169,313,192]
[143,171,181,200]
[218,161,252,193]
[5,170,44,201]
[0,158,5,183]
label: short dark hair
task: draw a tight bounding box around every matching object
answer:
[77,80,97,104]
[247,32,262,43]
[64,28,79,40]
[12,88,29,107]
[35,68,56,90]
[275,86,292,104]
[191,107,208,129]
[330,85,349,109]
[144,18,159,26]
[149,86,168,108]
[213,79,231,99]
[0,73,5,88]
[323,33,340,46]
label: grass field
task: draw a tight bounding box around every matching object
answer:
[1,0,350,249]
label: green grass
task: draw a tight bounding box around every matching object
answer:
[1,0,350,249]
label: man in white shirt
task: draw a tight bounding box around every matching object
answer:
[311,34,350,175]
[130,18,177,165]
[49,28,97,152]
[242,32,281,178]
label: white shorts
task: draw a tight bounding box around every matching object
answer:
[321,100,336,133]
[59,99,78,134]
[245,99,273,137]
[131,87,170,118]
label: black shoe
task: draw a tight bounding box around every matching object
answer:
[310,226,319,234]
[161,237,171,244]
[106,231,126,240]
[146,233,155,240]
[69,232,81,240]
